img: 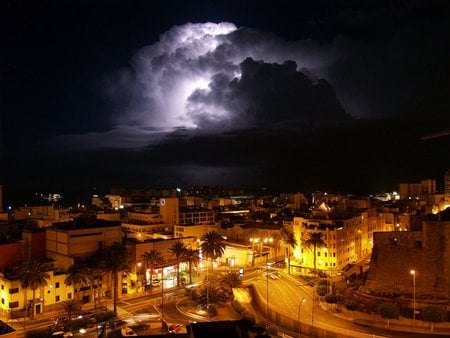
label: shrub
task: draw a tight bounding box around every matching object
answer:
[316,285,328,296]
[207,304,218,317]
[324,294,338,304]
[344,300,358,311]
[421,305,447,329]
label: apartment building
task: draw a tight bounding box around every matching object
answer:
[46,220,122,269]
[0,268,72,317]
[122,212,167,240]
[293,209,393,275]
[179,206,214,226]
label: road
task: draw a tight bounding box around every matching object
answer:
[7,268,450,338]
[250,269,450,338]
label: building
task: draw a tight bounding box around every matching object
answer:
[174,224,219,239]
[293,209,393,275]
[445,169,450,196]
[363,214,450,304]
[159,198,179,228]
[0,268,72,318]
[45,219,122,269]
[122,212,167,240]
[124,237,195,294]
[179,207,214,226]
[399,179,436,200]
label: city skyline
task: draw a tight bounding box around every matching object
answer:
[2,0,450,198]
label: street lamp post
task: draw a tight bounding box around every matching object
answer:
[297,297,306,337]
[265,252,269,321]
[410,269,416,328]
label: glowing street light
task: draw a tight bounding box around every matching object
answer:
[410,269,416,328]
[297,297,306,336]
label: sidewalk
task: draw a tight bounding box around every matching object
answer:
[324,305,450,335]
[281,271,450,336]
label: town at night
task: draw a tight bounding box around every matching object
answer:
[2,0,450,337]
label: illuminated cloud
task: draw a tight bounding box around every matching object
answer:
[64,22,342,149]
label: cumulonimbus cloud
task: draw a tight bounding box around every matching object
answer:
[64,22,343,149]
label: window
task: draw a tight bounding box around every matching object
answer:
[317,252,321,256]
[56,295,60,302]
[56,282,60,288]
[9,301,19,308]
[9,288,19,294]
[68,293,72,299]
[1,298,4,304]
[1,285,3,290]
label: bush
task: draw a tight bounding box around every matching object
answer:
[324,294,338,304]
[317,285,328,296]
[207,304,218,317]
[421,306,447,324]
[344,300,358,311]
[378,302,399,320]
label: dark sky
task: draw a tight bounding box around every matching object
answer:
[1,0,450,202]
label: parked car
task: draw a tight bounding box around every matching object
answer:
[168,323,184,333]
[51,331,73,337]
[121,327,137,336]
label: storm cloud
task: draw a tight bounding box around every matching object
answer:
[81,22,340,149]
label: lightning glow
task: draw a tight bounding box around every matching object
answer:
[62,22,330,149]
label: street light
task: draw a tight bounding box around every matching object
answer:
[265,252,269,321]
[297,297,306,336]
[410,269,416,328]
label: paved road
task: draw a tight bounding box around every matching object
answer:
[250,270,450,338]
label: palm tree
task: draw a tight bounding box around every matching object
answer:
[303,232,327,273]
[16,260,51,318]
[169,241,187,287]
[141,249,165,287]
[200,230,226,316]
[219,271,242,297]
[200,230,226,267]
[60,299,82,320]
[98,242,131,315]
[86,265,104,310]
[64,263,89,302]
[279,227,297,274]
[183,248,200,285]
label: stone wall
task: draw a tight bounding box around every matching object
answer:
[364,222,450,301]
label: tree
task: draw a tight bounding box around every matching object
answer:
[99,242,131,315]
[169,241,187,287]
[183,248,200,285]
[85,264,104,310]
[220,271,242,299]
[200,231,226,265]
[279,227,297,274]
[378,302,399,328]
[421,305,447,331]
[16,260,51,318]
[197,275,228,309]
[60,299,82,320]
[141,249,165,286]
[64,264,89,302]
[303,232,327,273]
[200,231,226,315]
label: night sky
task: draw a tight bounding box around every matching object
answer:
[2,0,450,202]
